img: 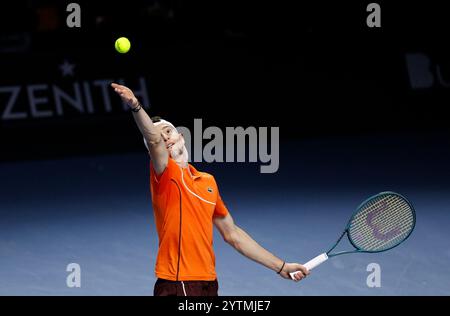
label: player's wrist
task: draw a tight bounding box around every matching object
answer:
[128,97,139,108]
[131,101,142,113]
[276,261,286,274]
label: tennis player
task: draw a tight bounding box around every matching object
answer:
[111,83,309,296]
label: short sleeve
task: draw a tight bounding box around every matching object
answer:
[150,158,178,193]
[214,192,229,218]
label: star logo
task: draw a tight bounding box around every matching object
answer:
[59,59,75,77]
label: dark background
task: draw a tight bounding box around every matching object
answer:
[1,0,450,296]
[1,0,449,161]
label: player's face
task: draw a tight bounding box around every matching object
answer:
[161,125,185,160]
[161,125,181,149]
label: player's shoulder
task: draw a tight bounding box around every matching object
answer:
[193,168,217,184]
[187,163,219,186]
[198,171,217,185]
[199,170,214,179]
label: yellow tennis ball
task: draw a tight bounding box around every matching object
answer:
[115,37,131,54]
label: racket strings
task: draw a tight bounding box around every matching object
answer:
[361,197,413,232]
[349,194,414,251]
[353,197,413,245]
[352,196,413,249]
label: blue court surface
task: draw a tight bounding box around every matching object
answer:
[1,133,450,295]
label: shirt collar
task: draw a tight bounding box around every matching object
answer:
[187,163,202,180]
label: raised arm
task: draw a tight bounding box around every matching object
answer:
[213,213,310,281]
[111,83,168,175]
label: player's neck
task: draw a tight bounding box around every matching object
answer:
[171,146,189,170]
[176,160,188,169]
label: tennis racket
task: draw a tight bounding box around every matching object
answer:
[290,191,416,280]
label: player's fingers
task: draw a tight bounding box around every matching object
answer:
[293,271,304,281]
[117,89,130,96]
[296,264,310,276]
[111,83,123,89]
[113,85,129,94]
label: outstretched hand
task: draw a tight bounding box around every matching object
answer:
[279,263,310,282]
[111,83,138,108]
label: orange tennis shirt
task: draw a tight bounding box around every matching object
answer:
[150,158,229,281]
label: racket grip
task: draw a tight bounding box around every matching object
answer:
[289,253,328,280]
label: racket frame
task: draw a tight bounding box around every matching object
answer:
[327,191,416,258]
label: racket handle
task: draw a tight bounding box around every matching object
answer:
[289,253,329,280]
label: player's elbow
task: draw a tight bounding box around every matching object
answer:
[145,132,162,146]
[223,229,240,247]
[223,232,233,244]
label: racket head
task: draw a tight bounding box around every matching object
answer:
[346,191,416,253]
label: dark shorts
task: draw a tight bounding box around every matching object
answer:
[154,278,219,296]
